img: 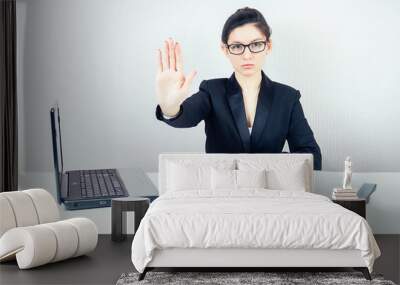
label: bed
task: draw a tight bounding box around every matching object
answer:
[131,153,381,281]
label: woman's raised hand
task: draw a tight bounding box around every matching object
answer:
[156,38,197,116]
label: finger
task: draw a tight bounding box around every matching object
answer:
[163,40,169,70]
[175,42,183,72]
[181,70,197,91]
[169,38,175,71]
[171,38,176,71]
[167,38,174,70]
[157,49,163,74]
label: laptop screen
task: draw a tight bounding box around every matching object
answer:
[50,104,64,204]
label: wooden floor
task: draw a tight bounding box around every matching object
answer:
[0,235,398,285]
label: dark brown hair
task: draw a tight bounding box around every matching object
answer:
[221,7,272,44]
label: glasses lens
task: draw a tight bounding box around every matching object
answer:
[229,44,244,55]
[249,42,266,53]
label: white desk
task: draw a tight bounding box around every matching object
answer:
[19,167,158,234]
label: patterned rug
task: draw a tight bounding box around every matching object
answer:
[116,271,397,285]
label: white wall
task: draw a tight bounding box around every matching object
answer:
[16,0,400,233]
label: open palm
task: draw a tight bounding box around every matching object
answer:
[156,38,197,116]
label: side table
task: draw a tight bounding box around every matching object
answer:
[111,197,150,241]
[332,198,366,219]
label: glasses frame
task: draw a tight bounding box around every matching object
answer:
[225,41,268,55]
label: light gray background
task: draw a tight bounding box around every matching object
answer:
[16,0,400,233]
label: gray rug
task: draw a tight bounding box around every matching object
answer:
[116,271,396,285]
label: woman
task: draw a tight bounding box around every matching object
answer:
[155,7,322,170]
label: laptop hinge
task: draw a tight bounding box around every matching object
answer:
[61,173,69,200]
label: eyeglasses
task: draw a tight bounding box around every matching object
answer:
[226,41,267,55]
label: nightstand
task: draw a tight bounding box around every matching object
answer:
[111,197,150,241]
[332,198,366,218]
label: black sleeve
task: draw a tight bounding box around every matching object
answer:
[155,80,212,128]
[286,90,322,170]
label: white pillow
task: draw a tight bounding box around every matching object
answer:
[237,159,310,192]
[210,168,236,190]
[236,169,268,188]
[267,161,308,191]
[166,159,235,192]
[210,168,268,190]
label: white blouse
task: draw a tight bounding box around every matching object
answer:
[248,127,252,134]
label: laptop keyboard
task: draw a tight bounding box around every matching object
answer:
[79,169,124,198]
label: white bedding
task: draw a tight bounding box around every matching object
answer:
[131,189,381,273]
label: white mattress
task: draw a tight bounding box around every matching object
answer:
[131,189,381,273]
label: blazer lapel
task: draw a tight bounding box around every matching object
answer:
[251,70,274,148]
[227,72,251,152]
[226,70,274,152]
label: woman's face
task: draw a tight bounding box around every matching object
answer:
[221,23,272,77]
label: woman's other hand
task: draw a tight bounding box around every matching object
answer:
[156,37,197,116]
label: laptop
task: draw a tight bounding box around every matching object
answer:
[50,104,129,210]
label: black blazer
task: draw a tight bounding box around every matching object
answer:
[155,70,322,170]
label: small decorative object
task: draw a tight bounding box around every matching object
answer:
[342,156,353,190]
[332,156,358,200]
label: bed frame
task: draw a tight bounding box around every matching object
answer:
[137,153,373,281]
[138,248,371,280]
